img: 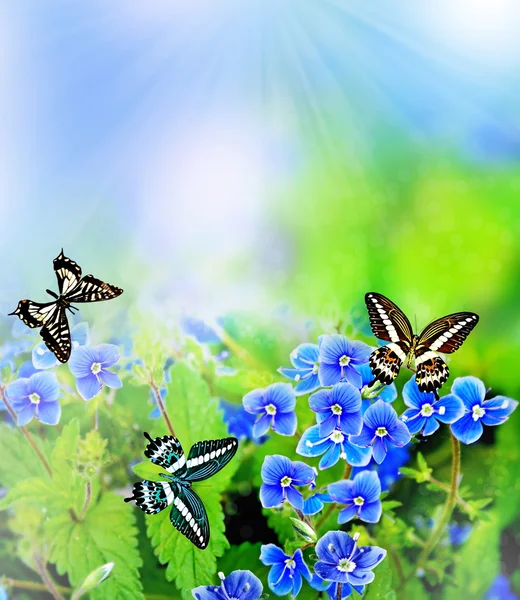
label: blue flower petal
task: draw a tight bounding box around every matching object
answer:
[278,367,306,381]
[302,494,324,515]
[354,546,387,570]
[93,344,120,367]
[318,362,342,387]
[260,544,288,565]
[242,389,265,413]
[337,505,357,524]
[260,483,284,508]
[316,530,355,563]
[347,570,375,586]
[328,479,354,503]
[403,377,435,409]
[30,372,60,402]
[401,411,425,435]
[314,561,349,584]
[319,414,338,437]
[343,439,373,466]
[354,470,381,502]
[339,411,363,436]
[267,563,293,596]
[289,460,315,484]
[286,486,304,510]
[294,373,321,395]
[71,322,90,347]
[76,374,102,401]
[348,340,372,363]
[422,417,440,436]
[267,383,296,413]
[296,425,330,457]
[344,365,363,389]
[69,346,97,378]
[253,413,272,437]
[36,400,61,425]
[451,376,486,409]
[17,403,36,426]
[481,396,518,425]
[320,442,342,469]
[349,425,374,447]
[333,382,362,413]
[290,343,319,368]
[372,438,387,464]
[291,571,303,597]
[388,419,411,447]
[262,455,292,484]
[364,400,398,430]
[6,378,29,401]
[273,411,297,436]
[359,500,382,523]
[451,413,484,444]
[435,394,465,424]
[294,548,312,581]
[98,370,122,389]
[32,343,59,369]
[309,389,333,412]
[223,571,263,600]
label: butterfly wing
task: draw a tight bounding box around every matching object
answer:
[143,432,187,475]
[40,306,71,363]
[53,250,82,296]
[124,480,175,515]
[65,275,123,303]
[183,438,238,483]
[415,356,450,393]
[416,313,479,355]
[9,300,58,328]
[365,293,413,386]
[169,485,210,550]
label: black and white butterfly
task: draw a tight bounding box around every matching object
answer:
[9,250,123,363]
[365,292,479,394]
[124,432,238,550]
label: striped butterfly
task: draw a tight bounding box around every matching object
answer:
[9,250,123,363]
[125,432,238,550]
[365,293,479,394]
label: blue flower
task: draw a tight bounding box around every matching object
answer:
[18,360,40,378]
[32,322,90,369]
[0,582,7,600]
[192,570,263,600]
[350,400,411,464]
[297,425,372,469]
[328,471,382,524]
[260,544,311,597]
[315,530,386,586]
[69,344,122,401]
[401,377,465,436]
[449,377,518,444]
[309,574,364,599]
[220,399,267,444]
[243,383,296,437]
[302,492,333,515]
[182,316,221,344]
[358,363,397,413]
[279,343,320,396]
[260,455,316,510]
[352,444,411,492]
[309,383,363,437]
[318,335,371,388]
[448,523,472,546]
[485,574,518,600]
[6,372,61,426]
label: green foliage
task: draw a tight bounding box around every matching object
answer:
[144,362,239,598]
[0,423,50,488]
[364,557,396,600]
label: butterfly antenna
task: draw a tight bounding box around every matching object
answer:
[414,314,418,333]
[46,289,59,300]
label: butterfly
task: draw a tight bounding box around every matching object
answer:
[9,250,123,363]
[124,432,238,550]
[365,292,479,394]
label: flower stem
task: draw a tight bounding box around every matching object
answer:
[78,481,92,521]
[2,577,71,594]
[149,376,176,437]
[34,555,65,600]
[336,582,343,600]
[316,462,352,531]
[0,384,53,478]
[416,433,461,570]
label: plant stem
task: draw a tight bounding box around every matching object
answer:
[34,555,65,600]
[78,481,92,521]
[416,433,461,570]
[149,376,175,437]
[428,476,472,513]
[0,384,53,478]
[3,577,71,594]
[336,582,343,600]
[316,462,352,530]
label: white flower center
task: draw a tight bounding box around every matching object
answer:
[420,403,434,417]
[354,496,365,506]
[331,403,343,415]
[285,558,296,570]
[29,393,40,405]
[339,355,350,367]
[91,362,102,375]
[331,430,345,444]
[312,363,319,374]
[338,558,357,573]
[472,404,486,421]
[280,476,292,487]
[265,403,277,415]
[376,426,388,437]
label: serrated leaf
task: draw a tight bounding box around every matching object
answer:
[0,423,50,487]
[48,492,144,600]
[142,362,240,598]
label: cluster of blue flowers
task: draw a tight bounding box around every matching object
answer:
[1,322,123,427]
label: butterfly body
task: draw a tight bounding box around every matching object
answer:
[9,250,123,363]
[125,432,238,549]
[365,293,478,394]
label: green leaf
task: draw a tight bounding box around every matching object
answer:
[218,542,268,581]
[0,423,50,488]
[364,555,396,600]
[131,460,165,480]
[143,362,240,598]
[48,492,144,600]
[264,505,295,545]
